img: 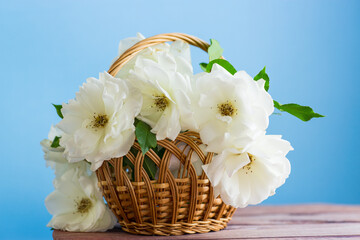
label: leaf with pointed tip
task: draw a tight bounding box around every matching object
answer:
[274,100,324,121]
[206,59,237,75]
[254,67,270,91]
[50,136,61,148]
[208,39,223,61]
[200,62,208,71]
[52,104,63,119]
[135,120,157,155]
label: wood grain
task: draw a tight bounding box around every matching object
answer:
[53,204,360,239]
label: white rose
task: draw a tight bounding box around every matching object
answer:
[45,167,117,232]
[128,52,196,140]
[57,71,142,171]
[47,125,63,142]
[40,138,88,178]
[202,133,293,208]
[113,33,192,80]
[41,125,88,177]
[194,64,274,153]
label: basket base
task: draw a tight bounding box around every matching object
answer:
[120,218,232,236]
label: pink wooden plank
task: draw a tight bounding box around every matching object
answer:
[53,204,360,240]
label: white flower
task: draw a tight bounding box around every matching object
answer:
[41,126,65,167]
[41,138,64,168]
[41,138,88,177]
[57,72,142,171]
[40,125,85,177]
[47,125,64,142]
[45,167,117,232]
[113,33,192,80]
[202,133,293,208]
[128,52,196,140]
[194,64,274,153]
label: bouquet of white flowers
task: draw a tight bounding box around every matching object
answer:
[42,33,323,235]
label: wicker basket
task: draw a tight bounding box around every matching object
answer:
[96,33,236,236]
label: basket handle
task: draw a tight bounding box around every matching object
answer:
[108,33,210,76]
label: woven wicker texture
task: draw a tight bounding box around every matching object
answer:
[96,33,236,236]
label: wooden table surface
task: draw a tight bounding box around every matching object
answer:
[53,204,360,239]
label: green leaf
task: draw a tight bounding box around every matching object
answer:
[200,62,208,72]
[206,59,237,75]
[52,104,64,119]
[254,67,270,91]
[273,100,325,121]
[208,39,223,61]
[50,136,61,148]
[143,155,157,180]
[135,120,157,155]
[273,100,281,109]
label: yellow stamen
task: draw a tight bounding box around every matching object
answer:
[153,95,168,111]
[76,198,92,214]
[217,100,237,117]
[90,114,108,129]
[243,153,256,174]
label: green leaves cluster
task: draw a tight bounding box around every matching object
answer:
[200,39,324,122]
[200,39,236,75]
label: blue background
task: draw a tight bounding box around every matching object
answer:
[1,0,359,239]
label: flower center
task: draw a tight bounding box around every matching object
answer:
[153,95,169,111]
[91,114,109,129]
[217,101,237,117]
[243,153,256,174]
[76,198,92,214]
